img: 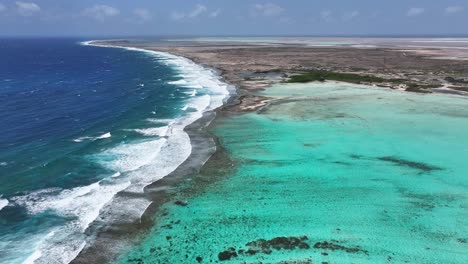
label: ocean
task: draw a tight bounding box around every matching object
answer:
[0,38,229,264]
[1,38,467,264]
[118,82,468,263]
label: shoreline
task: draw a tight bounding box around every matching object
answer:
[72,107,228,264]
[72,41,237,264]
[74,39,468,263]
[112,79,468,263]
[89,39,468,117]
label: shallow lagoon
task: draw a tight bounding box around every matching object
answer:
[118,82,468,263]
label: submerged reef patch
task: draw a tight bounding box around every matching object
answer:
[217,236,368,261]
[244,236,310,255]
[218,247,238,261]
[218,236,310,261]
[313,240,368,254]
[378,156,443,173]
[349,154,443,173]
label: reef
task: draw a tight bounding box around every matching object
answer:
[174,200,188,206]
[218,247,238,261]
[218,236,310,261]
[313,240,368,254]
[378,156,443,173]
[216,236,370,261]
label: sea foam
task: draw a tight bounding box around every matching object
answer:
[73,132,111,142]
[0,197,8,211]
[12,180,131,264]
[132,126,170,137]
[11,40,231,264]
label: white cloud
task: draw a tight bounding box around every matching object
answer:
[210,8,222,18]
[83,5,120,21]
[188,4,207,18]
[445,6,464,15]
[253,3,284,17]
[320,10,333,22]
[133,8,152,23]
[343,10,359,21]
[407,7,425,17]
[0,3,6,12]
[16,1,40,16]
[171,4,218,21]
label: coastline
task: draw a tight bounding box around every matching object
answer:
[113,79,468,263]
[89,39,468,116]
[73,39,468,263]
[71,41,236,264]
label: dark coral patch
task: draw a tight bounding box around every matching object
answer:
[218,247,238,261]
[127,258,144,264]
[245,236,310,255]
[378,156,442,172]
[218,236,310,261]
[174,200,188,206]
[313,241,368,254]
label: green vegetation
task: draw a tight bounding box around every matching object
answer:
[405,83,439,93]
[445,77,468,84]
[286,70,446,94]
[287,70,385,84]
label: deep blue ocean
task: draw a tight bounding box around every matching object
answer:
[0,38,228,263]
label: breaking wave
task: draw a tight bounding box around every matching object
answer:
[8,41,231,264]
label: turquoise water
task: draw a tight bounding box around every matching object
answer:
[118,82,468,263]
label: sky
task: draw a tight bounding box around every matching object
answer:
[0,0,467,37]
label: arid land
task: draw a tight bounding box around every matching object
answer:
[94,39,468,111]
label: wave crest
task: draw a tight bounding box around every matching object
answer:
[73,132,111,143]
[13,40,232,264]
[0,197,8,211]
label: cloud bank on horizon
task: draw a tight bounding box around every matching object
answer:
[0,0,467,36]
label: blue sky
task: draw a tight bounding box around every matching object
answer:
[0,0,467,36]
